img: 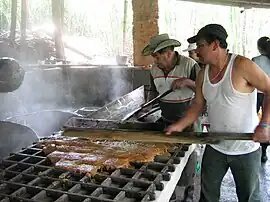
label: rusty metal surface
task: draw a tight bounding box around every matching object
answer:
[63,118,164,132]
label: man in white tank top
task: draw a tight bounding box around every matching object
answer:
[165,24,270,202]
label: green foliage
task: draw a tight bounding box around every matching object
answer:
[0,0,10,31]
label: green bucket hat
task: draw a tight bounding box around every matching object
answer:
[142,33,181,56]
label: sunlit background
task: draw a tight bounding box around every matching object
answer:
[0,0,269,64]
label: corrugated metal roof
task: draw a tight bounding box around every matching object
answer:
[179,0,270,8]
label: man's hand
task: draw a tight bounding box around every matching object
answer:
[165,121,184,135]
[171,78,194,90]
[253,125,270,143]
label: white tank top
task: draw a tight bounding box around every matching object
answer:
[202,53,260,155]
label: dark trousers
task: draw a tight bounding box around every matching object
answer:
[256,93,269,153]
[200,145,261,202]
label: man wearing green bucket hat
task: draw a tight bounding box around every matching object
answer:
[142,33,201,201]
[142,33,201,127]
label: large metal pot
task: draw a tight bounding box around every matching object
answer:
[0,121,38,159]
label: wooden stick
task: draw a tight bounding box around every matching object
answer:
[63,129,253,144]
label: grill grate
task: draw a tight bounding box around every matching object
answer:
[0,141,191,202]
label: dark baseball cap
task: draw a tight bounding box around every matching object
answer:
[187,24,228,43]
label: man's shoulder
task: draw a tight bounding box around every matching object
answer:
[233,54,260,74]
[178,54,196,62]
[234,54,253,67]
[177,54,196,66]
[150,64,161,75]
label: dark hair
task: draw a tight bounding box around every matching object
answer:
[203,34,228,49]
[257,36,270,59]
[157,46,174,54]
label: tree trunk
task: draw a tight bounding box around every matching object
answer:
[9,0,17,43]
[52,0,66,63]
[20,0,28,61]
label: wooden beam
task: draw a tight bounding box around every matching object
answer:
[178,0,270,8]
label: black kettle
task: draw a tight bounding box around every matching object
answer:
[0,57,25,92]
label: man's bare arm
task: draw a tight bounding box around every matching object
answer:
[241,58,270,124]
[187,80,196,92]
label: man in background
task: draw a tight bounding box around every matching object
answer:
[183,42,205,69]
[141,33,200,201]
[142,33,200,126]
[252,36,270,163]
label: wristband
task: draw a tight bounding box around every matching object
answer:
[259,123,270,128]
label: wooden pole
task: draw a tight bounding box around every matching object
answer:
[63,130,254,144]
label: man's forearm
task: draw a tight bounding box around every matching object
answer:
[188,80,196,92]
[261,94,270,123]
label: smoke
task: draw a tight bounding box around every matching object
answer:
[0,65,134,138]
[0,67,75,137]
[108,67,132,102]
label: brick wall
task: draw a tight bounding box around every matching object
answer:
[132,0,159,66]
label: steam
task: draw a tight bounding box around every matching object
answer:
[0,68,75,137]
[109,67,132,102]
[0,65,133,138]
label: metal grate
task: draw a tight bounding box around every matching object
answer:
[0,140,191,202]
